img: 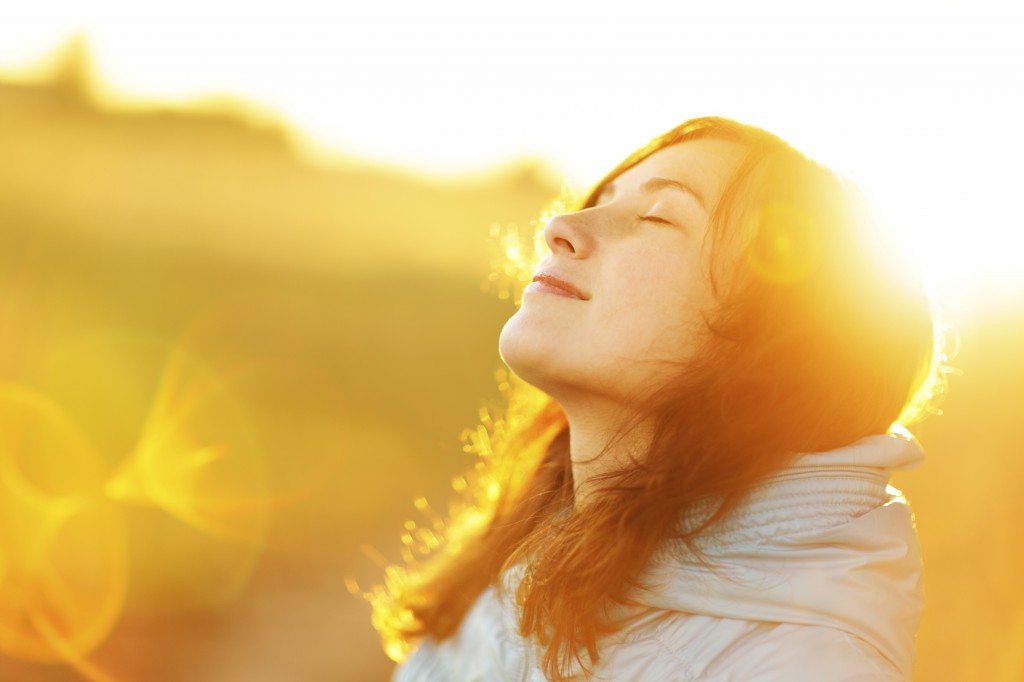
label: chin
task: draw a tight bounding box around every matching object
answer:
[497,318,532,375]
[498,318,559,392]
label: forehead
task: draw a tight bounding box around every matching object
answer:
[607,137,748,204]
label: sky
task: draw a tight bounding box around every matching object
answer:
[0,0,1021,296]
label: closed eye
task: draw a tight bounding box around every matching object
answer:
[638,214,676,226]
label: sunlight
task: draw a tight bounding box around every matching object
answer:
[1,3,1021,679]
[1,1,1018,290]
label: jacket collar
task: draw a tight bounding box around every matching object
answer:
[634,432,925,677]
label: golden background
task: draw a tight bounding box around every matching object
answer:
[0,44,1021,682]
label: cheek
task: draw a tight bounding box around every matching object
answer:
[601,253,711,348]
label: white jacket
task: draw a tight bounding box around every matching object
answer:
[393,433,924,681]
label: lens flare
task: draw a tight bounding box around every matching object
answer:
[0,382,127,664]
[107,344,269,546]
[0,299,349,670]
[744,201,822,285]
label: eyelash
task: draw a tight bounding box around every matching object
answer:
[638,214,675,226]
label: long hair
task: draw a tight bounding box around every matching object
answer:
[370,116,939,679]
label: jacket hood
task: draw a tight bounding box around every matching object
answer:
[634,432,925,677]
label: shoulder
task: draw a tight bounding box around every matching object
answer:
[591,614,907,682]
[392,585,532,682]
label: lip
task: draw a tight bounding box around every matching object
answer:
[526,269,589,300]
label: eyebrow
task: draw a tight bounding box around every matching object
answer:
[641,177,707,211]
[598,177,707,211]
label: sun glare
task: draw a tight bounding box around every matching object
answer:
[1,2,1020,295]
[1,2,1022,679]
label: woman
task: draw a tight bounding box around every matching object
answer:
[371,116,940,680]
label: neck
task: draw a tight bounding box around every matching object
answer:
[560,398,653,505]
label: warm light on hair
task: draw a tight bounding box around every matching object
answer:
[368,116,946,679]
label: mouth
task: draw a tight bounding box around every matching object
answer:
[527,271,588,300]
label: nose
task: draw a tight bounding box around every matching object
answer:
[543,209,596,258]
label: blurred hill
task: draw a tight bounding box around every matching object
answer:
[0,40,559,682]
[0,38,559,278]
[0,39,1021,682]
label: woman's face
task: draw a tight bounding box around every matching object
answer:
[498,138,747,407]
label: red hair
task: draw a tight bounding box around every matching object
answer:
[372,117,938,679]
